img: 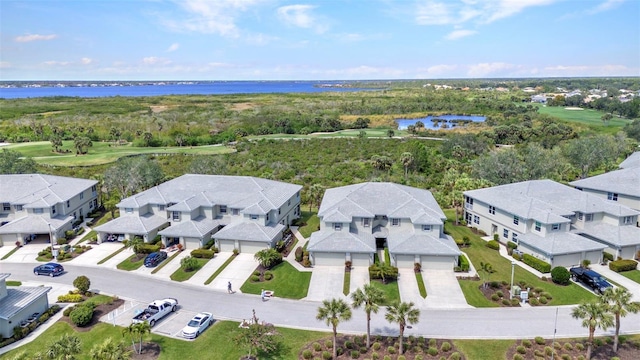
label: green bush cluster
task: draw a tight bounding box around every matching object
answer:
[486,240,500,250]
[603,252,614,262]
[57,294,83,303]
[69,302,95,327]
[522,254,551,273]
[137,244,161,254]
[368,264,399,281]
[609,259,638,272]
[507,241,518,250]
[295,247,304,262]
[550,266,570,285]
[457,255,470,272]
[190,248,215,258]
[535,336,546,345]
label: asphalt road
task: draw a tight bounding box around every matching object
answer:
[4,262,640,339]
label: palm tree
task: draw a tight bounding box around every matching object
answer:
[479,262,494,289]
[46,333,82,360]
[122,321,151,354]
[400,152,414,179]
[89,338,132,360]
[254,248,283,269]
[385,301,420,355]
[308,184,324,212]
[126,237,144,258]
[316,298,352,360]
[601,287,640,352]
[571,301,614,359]
[351,284,386,348]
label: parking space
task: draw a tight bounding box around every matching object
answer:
[184,252,232,286]
[348,266,370,295]
[305,266,345,301]
[67,242,124,266]
[422,269,471,309]
[151,251,192,278]
[3,243,50,263]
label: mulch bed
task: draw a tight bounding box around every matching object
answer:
[58,298,125,332]
[131,342,161,360]
[505,337,640,360]
[300,334,465,359]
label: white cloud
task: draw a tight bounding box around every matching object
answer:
[15,34,57,42]
[43,61,71,66]
[167,43,180,52]
[424,64,458,75]
[543,64,635,76]
[415,0,559,26]
[162,0,264,37]
[587,0,626,14]
[81,57,93,65]
[467,62,517,77]
[0,61,11,68]
[445,29,477,40]
[416,1,453,25]
[277,4,328,33]
[142,57,172,65]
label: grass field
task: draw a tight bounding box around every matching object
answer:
[6,141,234,166]
[170,258,210,282]
[619,269,640,284]
[116,254,145,271]
[369,280,400,306]
[535,104,633,133]
[240,261,311,299]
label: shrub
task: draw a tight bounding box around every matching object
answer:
[541,292,552,299]
[513,355,524,360]
[529,298,539,306]
[63,306,75,316]
[383,356,391,360]
[522,254,551,273]
[507,241,517,249]
[345,341,354,349]
[516,345,527,354]
[486,240,500,250]
[295,247,304,262]
[397,356,405,360]
[73,275,91,293]
[609,259,638,272]
[458,255,470,272]
[553,342,562,350]
[535,336,545,345]
[493,233,499,241]
[512,252,522,261]
[441,342,451,352]
[58,294,83,303]
[563,343,573,350]
[544,346,554,356]
[325,340,333,348]
[575,342,584,350]
[387,346,396,354]
[581,259,591,268]
[577,356,585,360]
[414,355,422,360]
[69,305,93,326]
[561,355,571,360]
[302,349,313,359]
[264,271,273,281]
[539,296,548,304]
[372,342,381,350]
[137,244,161,254]
[448,352,461,360]
[190,249,215,259]
[511,298,520,306]
[322,351,332,360]
[427,347,438,356]
[496,290,504,298]
[250,275,260,282]
[313,342,322,352]
[603,252,614,262]
[360,346,367,354]
[522,339,532,348]
[384,248,391,265]
[429,338,437,347]
[350,350,359,359]
[490,281,501,289]
[371,352,379,360]
[253,270,261,276]
[502,299,511,306]
[551,266,571,285]
[491,294,500,301]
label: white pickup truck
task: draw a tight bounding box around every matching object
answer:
[132,298,178,327]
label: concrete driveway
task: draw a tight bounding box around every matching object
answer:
[398,268,426,305]
[67,242,124,266]
[590,263,640,301]
[185,252,232,286]
[305,266,345,302]
[422,269,471,309]
[4,243,50,263]
[209,253,259,294]
[348,266,370,296]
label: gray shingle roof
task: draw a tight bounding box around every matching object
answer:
[307,229,376,253]
[570,167,640,198]
[619,151,640,169]
[0,215,72,234]
[389,233,461,256]
[0,174,96,205]
[0,286,51,320]
[94,214,168,234]
[519,232,606,256]
[464,179,638,222]
[158,217,225,238]
[575,223,640,248]
[318,182,444,224]
[213,221,285,243]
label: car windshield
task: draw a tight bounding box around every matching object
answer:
[187,320,200,327]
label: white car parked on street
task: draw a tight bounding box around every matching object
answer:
[181,312,213,339]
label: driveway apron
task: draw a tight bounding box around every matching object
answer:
[152,251,192,278]
[348,266,370,296]
[305,266,345,301]
[209,253,259,294]
[398,268,425,306]
[185,252,232,286]
[422,269,471,309]
[67,242,123,266]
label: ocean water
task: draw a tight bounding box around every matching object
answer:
[396,115,486,130]
[0,81,373,99]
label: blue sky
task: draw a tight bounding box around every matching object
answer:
[1,0,638,80]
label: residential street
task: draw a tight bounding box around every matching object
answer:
[3,262,640,340]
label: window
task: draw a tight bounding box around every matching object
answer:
[363,218,370,227]
[623,216,633,225]
[512,233,518,243]
[465,197,473,210]
[34,208,43,214]
[15,205,23,211]
[535,221,541,232]
[334,223,342,231]
[278,208,281,215]
[66,200,70,208]
[585,214,593,222]
[91,185,97,193]
[513,215,519,225]
[2,203,9,211]
[219,205,227,214]
[288,199,291,206]
[92,199,97,208]
[503,229,509,238]
[51,206,56,215]
[607,192,618,201]
[551,223,561,231]
[391,218,400,226]
[79,192,84,200]
[422,224,432,231]
[266,213,270,221]
[125,208,133,214]
[232,209,239,215]
[172,211,180,221]
[577,212,583,221]
[250,214,258,220]
[489,206,496,215]
[473,215,480,224]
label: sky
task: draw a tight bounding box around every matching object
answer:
[1,0,639,81]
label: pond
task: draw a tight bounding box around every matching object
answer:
[396,114,486,130]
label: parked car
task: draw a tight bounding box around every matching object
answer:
[144,251,167,267]
[569,266,612,294]
[181,312,213,339]
[132,298,178,327]
[33,263,64,277]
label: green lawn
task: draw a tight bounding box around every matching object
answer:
[3,319,328,360]
[6,141,234,166]
[369,280,400,306]
[170,258,209,282]
[535,104,632,134]
[343,271,351,295]
[240,261,311,299]
[415,272,427,298]
[298,209,319,239]
[454,339,514,360]
[444,210,596,307]
[619,269,640,284]
[116,254,145,271]
[1,246,20,260]
[6,280,22,286]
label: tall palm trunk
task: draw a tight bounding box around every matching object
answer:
[366,312,371,348]
[399,324,405,354]
[614,313,620,352]
[332,327,337,360]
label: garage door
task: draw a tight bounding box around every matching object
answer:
[313,252,345,266]
[183,237,201,250]
[421,255,455,270]
[584,250,602,265]
[218,239,236,252]
[553,253,582,268]
[395,254,415,268]
[351,253,371,267]
[239,241,269,254]
[620,246,636,260]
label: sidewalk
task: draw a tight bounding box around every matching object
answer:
[284,226,312,272]
[590,263,640,301]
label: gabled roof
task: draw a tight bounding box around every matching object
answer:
[213,221,285,243]
[389,233,461,256]
[94,214,168,234]
[307,229,376,253]
[570,167,640,198]
[0,174,96,206]
[0,215,72,234]
[318,182,444,224]
[464,179,638,223]
[519,232,606,257]
[158,217,225,238]
[575,223,640,248]
[619,152,640,169]
[0,285,51,320]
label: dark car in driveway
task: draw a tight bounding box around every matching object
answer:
[144,251,167,267]
[33,263,64,277]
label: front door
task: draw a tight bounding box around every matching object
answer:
[376,238,386,249]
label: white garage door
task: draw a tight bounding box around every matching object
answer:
[183,237,201,250]
[218,239,236,252]
[584,250,602,265]
[620,246,637,260]
[351,253,371,267]
[421,255,455,270]
[395,255,415,268]
[240,241,269,254]
[313,252,345,266]
[553,253,582,268]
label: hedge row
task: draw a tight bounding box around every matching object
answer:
[522,254,551,273]
[191,249,215,259]
[57,294,84,303]
[458,255,470,272]
[609,259,638,272]
[137,244,161,254]
[486,240,500,250]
